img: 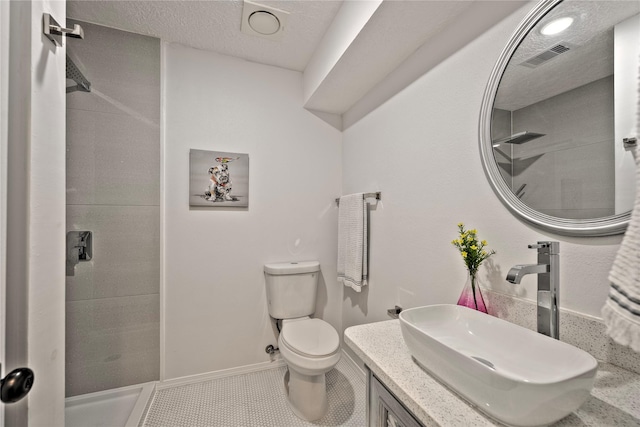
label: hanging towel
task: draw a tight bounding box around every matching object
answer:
[602,145,640,352]
[337,193,368,292]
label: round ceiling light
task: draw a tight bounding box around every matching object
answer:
[540,17,574,36]
[248,11,281,35]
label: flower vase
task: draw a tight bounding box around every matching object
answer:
[457,271,488,313]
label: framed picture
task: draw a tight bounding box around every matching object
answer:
[189,149,249,207]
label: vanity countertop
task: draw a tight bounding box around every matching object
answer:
[344,319,640,426]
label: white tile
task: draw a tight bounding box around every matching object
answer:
[66,294,159,337]
[66,324,159,397]
[67,79,160,125]
[66,205,160,300]
[66,20,160,120]
[66,109,160,206]
[145,376,250,427]
[67,350,160,397]
[143,356,366,427]
[67,20,160,86]
[66,295,159,397]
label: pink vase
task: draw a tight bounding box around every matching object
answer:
[457,271,488,313]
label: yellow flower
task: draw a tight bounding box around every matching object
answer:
[453,223,495,270]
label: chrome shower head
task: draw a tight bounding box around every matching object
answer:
[493,131,545,145]
[66,55,91,94]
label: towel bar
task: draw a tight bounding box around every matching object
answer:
[335,192,381,206]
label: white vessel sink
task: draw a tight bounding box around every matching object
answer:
[399,305,597,427]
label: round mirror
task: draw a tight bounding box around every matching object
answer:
[479,0,639,236]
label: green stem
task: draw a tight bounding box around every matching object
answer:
[470,270,478,310]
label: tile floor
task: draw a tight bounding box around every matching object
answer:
[142,356,366,426]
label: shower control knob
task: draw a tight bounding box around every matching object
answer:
[0,368,34,403]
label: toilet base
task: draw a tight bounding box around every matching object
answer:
[283,368,328,421]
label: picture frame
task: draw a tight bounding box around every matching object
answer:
[189,149,249,207]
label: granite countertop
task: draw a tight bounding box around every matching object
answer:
[344,319,640,427]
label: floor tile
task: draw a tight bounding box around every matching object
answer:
[143,356,365,427]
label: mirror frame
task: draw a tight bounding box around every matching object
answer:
[479,0,630,236]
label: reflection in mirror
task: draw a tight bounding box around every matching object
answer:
[491,1,640,220]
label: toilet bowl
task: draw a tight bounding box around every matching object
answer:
[278,317,341,421]
[263,261,341,421]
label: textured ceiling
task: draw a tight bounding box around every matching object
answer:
[494,1,640,111]
[66,0,343,72]
[66,0,532,120]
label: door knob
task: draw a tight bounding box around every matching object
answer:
[1,368,34,403]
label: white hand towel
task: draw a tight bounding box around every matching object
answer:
[602,146,640,352]
[337,193,368,292]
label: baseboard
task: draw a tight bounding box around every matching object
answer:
[157,348,364,392]
[158,356,286,390]
[341,348,367,383]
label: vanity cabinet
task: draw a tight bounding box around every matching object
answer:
[367,367,424,427]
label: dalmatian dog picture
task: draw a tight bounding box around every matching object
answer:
[189,149,249,207]
[205,161,234,202]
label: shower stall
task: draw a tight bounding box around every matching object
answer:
[65,20,160,426]
[491,75,615,219]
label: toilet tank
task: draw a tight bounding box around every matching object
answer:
[264,261,320,319]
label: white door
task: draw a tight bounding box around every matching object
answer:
[0,0,10,424]
[3,1,66,426]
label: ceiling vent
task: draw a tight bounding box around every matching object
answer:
[520,43,573,68]
[241,1,289,41]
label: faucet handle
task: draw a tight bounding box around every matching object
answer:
[528,243,548,249]
[528,241,559,254]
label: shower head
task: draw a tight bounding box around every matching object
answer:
[66,55,91,94]
[493,131,545,145]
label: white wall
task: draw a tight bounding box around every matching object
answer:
[163,43,342,380]
[341,3,623,335]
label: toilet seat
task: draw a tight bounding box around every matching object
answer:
[281,318,339,357]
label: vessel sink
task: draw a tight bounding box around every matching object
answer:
[399,305,597,427]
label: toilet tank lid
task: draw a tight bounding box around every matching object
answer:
[264,261,320,275]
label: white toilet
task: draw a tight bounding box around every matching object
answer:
[264,261,341,421]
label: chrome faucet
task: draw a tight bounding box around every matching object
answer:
[506,241,559,339]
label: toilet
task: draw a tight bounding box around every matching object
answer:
[264,261,341,421]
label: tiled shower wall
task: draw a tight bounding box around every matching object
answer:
[65,21,160,397]
[512,76,614,219]
[491,76,614,219]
